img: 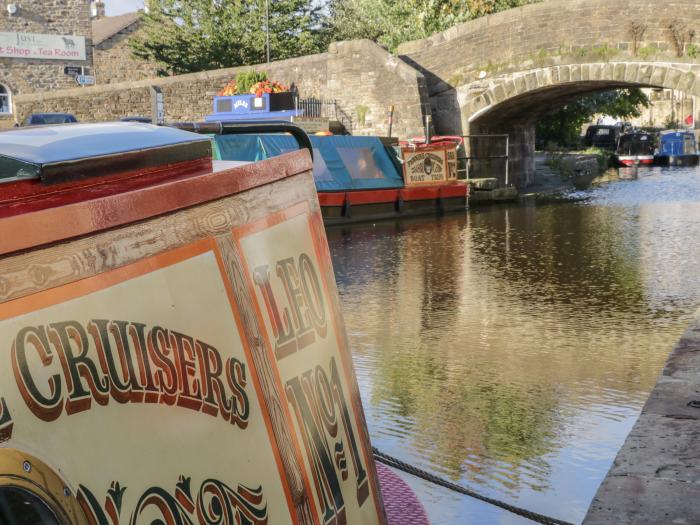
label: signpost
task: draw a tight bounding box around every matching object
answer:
[150,85,164,125]
[75,74,95,86]
[64,66,82,77]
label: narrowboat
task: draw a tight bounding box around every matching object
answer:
[0,121,428,525]
[193,123,468,226]
[655,130,700,166]
[583,124,620,149]
[613,131,655,167]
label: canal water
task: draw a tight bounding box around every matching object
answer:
[326,165,700,524]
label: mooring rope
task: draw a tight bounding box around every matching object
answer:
[372,447,575,525]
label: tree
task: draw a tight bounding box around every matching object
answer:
[536,89,650,148]
[325,0,539,52]
[131,0,328,75]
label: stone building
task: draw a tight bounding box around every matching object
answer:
[92,6,161,85]
[0,0,93,125]
[0,0,159,125]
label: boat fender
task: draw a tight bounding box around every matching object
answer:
[396,193,404,213]
[342,193,351,218]
[437,195,445,215]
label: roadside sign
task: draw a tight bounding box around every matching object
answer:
[150,85,164,125]
[64,66,82,77]
[75,74,95,86]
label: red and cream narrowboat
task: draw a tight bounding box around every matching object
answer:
[0,121,428,524]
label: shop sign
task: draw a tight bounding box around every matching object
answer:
[0,31,86,61]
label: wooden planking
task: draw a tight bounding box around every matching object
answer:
[0,172,319,304]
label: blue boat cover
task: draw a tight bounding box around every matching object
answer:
[658,130,697,156]
[214,134,404,191]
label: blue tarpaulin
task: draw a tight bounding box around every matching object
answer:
[213,134,404,191]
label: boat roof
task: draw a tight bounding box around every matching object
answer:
[0,122,211,184]
[659,129,695,136]
[619,131,653,139]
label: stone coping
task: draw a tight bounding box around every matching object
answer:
[583,310,700,524]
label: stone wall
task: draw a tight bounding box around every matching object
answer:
[93,24,161,84]
[14,39,428,138]
[0,0,92,125]
[398,0,700,97]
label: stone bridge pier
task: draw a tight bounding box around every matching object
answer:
[398,0,700,188]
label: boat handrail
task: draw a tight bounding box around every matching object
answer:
[167,119,313,160]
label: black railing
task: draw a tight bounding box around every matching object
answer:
[295,97,353,132]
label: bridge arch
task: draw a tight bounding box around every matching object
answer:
[454,63,700,186]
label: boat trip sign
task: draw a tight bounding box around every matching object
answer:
[0,31,86,61]
[401,144,454,185]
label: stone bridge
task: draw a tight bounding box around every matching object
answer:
[14,0,700,188]
[398,0,700,186]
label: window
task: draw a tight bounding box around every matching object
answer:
[0,85,11,115]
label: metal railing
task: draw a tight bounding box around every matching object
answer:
[295,97,353,132]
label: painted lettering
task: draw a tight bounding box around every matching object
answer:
[10,320,250,428]
[253,252,328,361]
[285,357,369,524]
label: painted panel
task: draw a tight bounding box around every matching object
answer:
[401,145,450,185]
[234,203,385,525]
[0,239,296,524]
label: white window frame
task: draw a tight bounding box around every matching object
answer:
[0,84,11,115]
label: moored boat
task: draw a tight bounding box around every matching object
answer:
[655,130,700,166]
[193,123,468,226]
[0,121,427,524]
[613,131,655,167]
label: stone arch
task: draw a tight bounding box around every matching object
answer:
[463,63,700,127]
[451,63,700,187]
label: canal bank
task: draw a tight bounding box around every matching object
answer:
[584,309,700,524]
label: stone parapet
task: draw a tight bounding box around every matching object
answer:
[14,40,429,138]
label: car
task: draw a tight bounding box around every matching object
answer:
[120,116,152,123]
[23,113,78,126]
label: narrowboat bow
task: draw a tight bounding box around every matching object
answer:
[614,131,655,167]
[0,122,427,524]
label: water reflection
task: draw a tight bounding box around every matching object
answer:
[328,165,700,524]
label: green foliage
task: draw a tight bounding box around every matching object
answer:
[637,45,658,60]
[131,0,328,74]
[536,89,650,148]
[236,71,268,94]
[589,44,618,62]
[355,105,369,126]
[687,43,699,58]
[325,0,541,53]
[664,115,680,129]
